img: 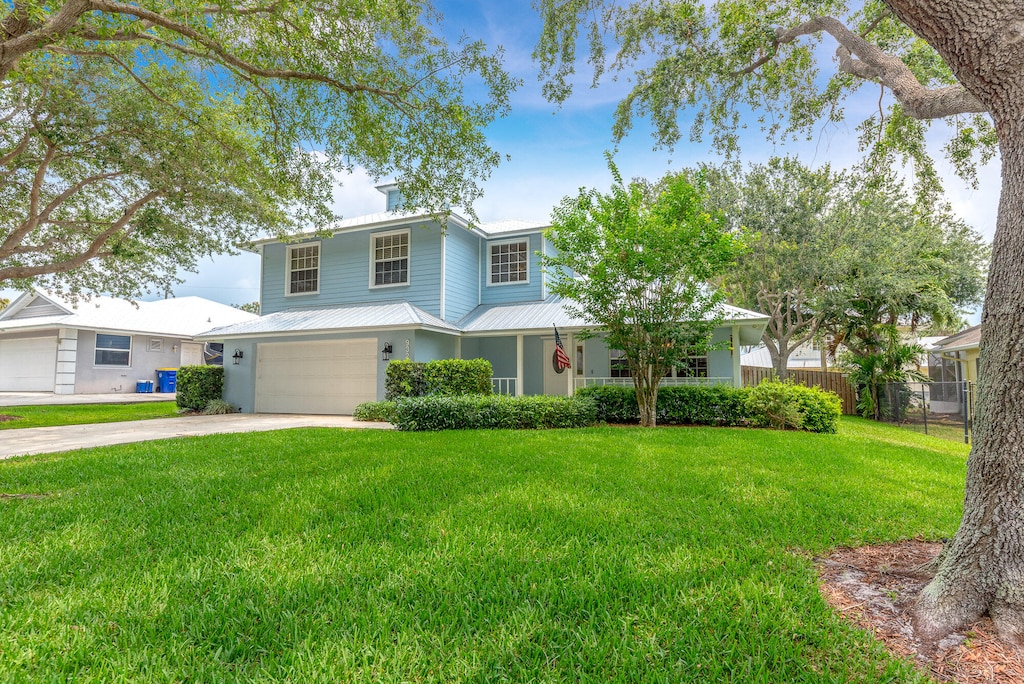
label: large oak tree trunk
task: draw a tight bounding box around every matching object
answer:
[882,0,1024,643]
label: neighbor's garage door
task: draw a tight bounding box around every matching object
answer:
[0,336,57,391]
[255,339,377,414]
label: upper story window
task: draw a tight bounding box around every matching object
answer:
[488,239,529,285]
[95,333,131,367]
[287,242,320,295]
[371,230,410,287]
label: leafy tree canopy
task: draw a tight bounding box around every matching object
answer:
[533,0,996,196]
[0,0,517,297]
[542,160,741,427]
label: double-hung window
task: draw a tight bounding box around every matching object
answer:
[95,333,131,366]
[675,354,709,378]
[287,242,320,295]
[488,239,529,285]
[610,349,630,378]
[372,230,409,286]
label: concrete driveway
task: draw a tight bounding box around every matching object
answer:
[0,392,176,407]
[0,414,392,460]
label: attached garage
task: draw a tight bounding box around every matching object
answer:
[255,339,378,414]
[0,336,56,391]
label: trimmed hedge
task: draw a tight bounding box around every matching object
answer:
[575,384,747,427]
[744,380,842,434]
[576,382,841,433]
[353,400,398,423]
[393,395,598,431]
[176,365,223,411]
[385,359,493,400]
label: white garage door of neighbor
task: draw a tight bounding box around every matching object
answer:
[0,336,57,391]
[255,339,378,415]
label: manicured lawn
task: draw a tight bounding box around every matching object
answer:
[0,402,178,430]
[0,417,967,682]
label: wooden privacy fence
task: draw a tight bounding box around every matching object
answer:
[741,367,859,415]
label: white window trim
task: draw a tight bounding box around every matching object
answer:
[669,353,710,378]
[486,237,531,287]
[368,229,411,289]
[284,241,321,297]
[94,332,133,368]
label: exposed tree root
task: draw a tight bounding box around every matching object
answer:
[817,540,1024,683]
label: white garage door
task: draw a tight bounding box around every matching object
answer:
[0,337,57,391]
[255,339,378,415]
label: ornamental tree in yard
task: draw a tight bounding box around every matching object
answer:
[534,0,1024,644]
[0,0,516,297]
[543,163,741,428]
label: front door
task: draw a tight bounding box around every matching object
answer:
[542,339,569,396]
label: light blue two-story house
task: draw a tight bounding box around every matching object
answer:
[200,185,769,414]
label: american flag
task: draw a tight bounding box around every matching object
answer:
[553,326,572,371]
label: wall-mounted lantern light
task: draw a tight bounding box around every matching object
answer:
[232,349,244,365]
[381,342,393,362]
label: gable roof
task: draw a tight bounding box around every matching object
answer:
[931,324,982,352]
[198,301,461,339]
[0,289,257,337]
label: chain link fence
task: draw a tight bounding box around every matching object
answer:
[879,381,974,444]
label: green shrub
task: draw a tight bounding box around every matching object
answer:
[385,359,493,400]
[575,384,747,426]
[353,401,398,422]
[200,399,237,415]
[176,366,224,411]
[744,380,841,433]
[392,395,598,431]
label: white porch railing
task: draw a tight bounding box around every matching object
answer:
[492,377,518,396]
[574,376,733,391]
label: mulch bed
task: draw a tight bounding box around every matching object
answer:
[0,414,21,423]
[817,540,1024,683]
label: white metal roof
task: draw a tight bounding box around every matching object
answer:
[198,301,460,339]
[0,290,258,337]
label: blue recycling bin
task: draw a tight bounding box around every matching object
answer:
[135,380,154,393]
[156,368,177,393]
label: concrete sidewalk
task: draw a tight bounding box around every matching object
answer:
[0,392,176,407]
[0,414,392,460]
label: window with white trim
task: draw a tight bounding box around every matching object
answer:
[372,230,409,286]
[287,243,320,295]
[674,354,709,378]
[489,239,529,284]
[610,349,630,378]
[95,333,131,366]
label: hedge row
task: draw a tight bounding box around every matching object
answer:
[575,381,841,433]
[176,366,224,411]
[352,400,399,423]
[385,359,493,400]
[391,395,598,431]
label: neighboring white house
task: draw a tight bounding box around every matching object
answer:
[0,289,257,394]
[742,335,948,372]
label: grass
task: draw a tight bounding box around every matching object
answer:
[0,401,178,430]
[0,417,968,682]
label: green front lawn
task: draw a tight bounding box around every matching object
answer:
[0,418,967,682]
[0,401,178,430]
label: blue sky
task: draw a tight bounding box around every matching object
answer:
[5,2,1001,313]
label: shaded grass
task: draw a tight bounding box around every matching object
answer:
[0,402,178,430]
[0,419,968,682]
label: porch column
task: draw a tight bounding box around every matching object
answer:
[516,334,524,396]
[567,332,575,395]
[731,325,742,388]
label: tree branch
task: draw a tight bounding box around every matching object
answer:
[0,189,161,280]
[736,15,987,119]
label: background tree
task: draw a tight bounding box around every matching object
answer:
[543,163,740,427]
[534,0,1023,643]
[704,158,844,379]
[232,302,260,316]
[0,0,516,297]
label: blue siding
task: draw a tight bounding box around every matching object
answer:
[709,328,734,380]
[480,233,544,305]
[261,223,443,316]
[387,190,403,211]
[415,331,458,361]
[444,227,481,321]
